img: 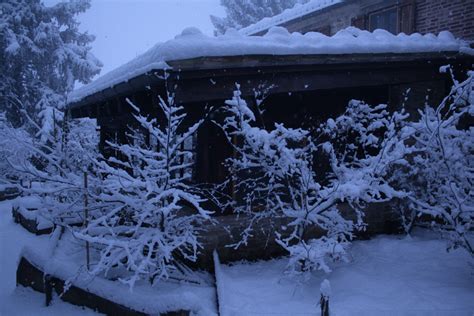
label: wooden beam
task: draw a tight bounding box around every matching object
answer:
[68,52,473,117]
[170,61,447,104]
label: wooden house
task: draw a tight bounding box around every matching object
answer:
[66,8,474,266]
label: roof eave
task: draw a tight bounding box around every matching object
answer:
[67,69,166,111]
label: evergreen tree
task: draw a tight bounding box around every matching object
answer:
[0,0,101,139]
[211,0,308,34]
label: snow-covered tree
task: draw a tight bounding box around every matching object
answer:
[0,0,101,205]
[391,67,474,256]
[0,112,33,185]
[211,0,308,34]
[0,107,100,226]
[75,93,213,288]
[0,0,101,137]
[216,86,408,277]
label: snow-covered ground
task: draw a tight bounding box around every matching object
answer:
[0,199,99,315]
[0,198,217,316]
[217,232,474,316]
[1,197,473,315]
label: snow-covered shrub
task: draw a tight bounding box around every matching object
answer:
[64,117,100,171]
[391,67,474,256]
[0,110,100,225]
[0,113,32,185]
[75,93,213,288]
[216,86,407,277]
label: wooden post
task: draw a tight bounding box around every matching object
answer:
[320,279,331,316]
[84,172,90,270]
[44,275,53,306]
[320,294,329,316]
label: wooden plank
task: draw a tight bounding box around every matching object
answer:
[69,52,473,117]
[170,62,447,104]
[166,52,464,72]
[399,0,415,34]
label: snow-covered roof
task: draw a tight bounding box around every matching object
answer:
[68,27,472,105]
[239,0,342,36]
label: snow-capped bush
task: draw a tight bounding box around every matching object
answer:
[75,92,213,288]
[0,110,100,225]
[0,113,33,185]
[216,85,407,277]
[391,67,474,256]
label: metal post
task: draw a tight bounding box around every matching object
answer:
[84,172,90,270]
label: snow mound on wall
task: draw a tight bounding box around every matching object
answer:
[240,0,342,36]
[68,27,472,105]
[20,238,217,315]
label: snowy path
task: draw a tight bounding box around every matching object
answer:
[0,199,99,315]
[218,232,474,316]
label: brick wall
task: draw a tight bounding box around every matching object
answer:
[254,0,474,41]
[415,0,474,41]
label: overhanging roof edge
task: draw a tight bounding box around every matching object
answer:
[67,51,473,112]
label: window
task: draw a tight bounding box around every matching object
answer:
[351,1,414,35]
[369,7,398,34]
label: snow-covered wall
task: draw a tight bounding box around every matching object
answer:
[68,27,472,105]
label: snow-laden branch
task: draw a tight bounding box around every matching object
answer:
[215,85,409,277]
[391,67,474,256]
[75,91,213,288]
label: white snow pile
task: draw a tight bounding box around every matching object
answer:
[1,199,98,315]
[18,230,217,316]
[69,26,472,105]
[12,196,53,230]
[217,231,474,316]
[213,251,233,316]
[240,0,342,36]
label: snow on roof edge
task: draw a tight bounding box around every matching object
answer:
[68,27,473,106]
[239,0,343,36]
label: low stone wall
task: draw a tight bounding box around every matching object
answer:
[16,256,190,316]
[196,202,401,268]
[12,206,54,235]
[0,187,20,201]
